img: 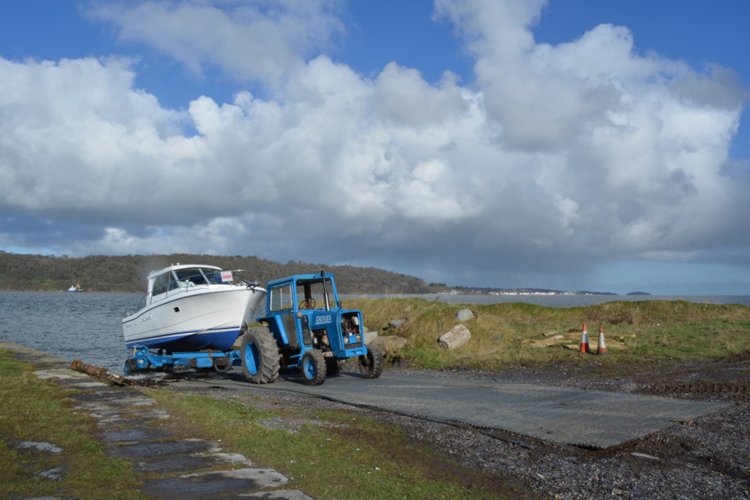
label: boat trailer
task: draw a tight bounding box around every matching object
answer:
[124,346,240,375]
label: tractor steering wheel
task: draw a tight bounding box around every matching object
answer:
[299,298,316,309]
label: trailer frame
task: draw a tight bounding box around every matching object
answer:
[123,345,240,375]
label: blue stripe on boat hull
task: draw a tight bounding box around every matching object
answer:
[126,327,242,353]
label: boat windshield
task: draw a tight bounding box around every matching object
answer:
[173,267,222,286]
[150,267,226,297]
[201,268,225,284]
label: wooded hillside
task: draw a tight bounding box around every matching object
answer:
[0,252,439,294]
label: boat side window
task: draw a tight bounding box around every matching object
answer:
[167,272,180,291]
[152,273,170,296]
[270,284,293,311]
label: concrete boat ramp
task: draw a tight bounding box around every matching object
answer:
[173,371,728,449]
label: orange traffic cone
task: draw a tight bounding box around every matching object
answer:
[596,324,608,355]
[578,323,590,354]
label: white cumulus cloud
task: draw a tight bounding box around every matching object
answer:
[0,0,747,288]
[87,0,344,85]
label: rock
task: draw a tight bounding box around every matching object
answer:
[18,441,63,453]
[439,325,471,350]
[455,308,475,322]
[40,466,65,481]
[374,335,407,356]
[389,318,407,329]
[363,331,379,345]
[244,490,312,500]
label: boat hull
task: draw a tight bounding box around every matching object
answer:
[122,286,265,352]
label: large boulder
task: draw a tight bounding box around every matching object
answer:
[439,324,471,350]
[374,335,408,356]
[455,308,475,322]
[363,330,379,345]
[389,318,408,329]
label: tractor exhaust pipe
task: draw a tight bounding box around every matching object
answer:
[320,270,331,311]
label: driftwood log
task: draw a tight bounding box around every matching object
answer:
[70,359,134,386]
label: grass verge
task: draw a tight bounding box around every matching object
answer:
[346,298,750,370]
[0,350,141,499]
[148,389,529,499]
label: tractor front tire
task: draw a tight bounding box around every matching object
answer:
[301,350,327,385]
[358,342,384,379]
[241,328,280,384]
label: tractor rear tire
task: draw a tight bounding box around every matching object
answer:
[241,328,280,384]
[358,342,384,379]
[301,350,327,385]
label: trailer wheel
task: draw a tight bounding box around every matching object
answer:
[241,328,280,383]
[301,350,326,385]
[358,342,384,379]
[213,357,232,373]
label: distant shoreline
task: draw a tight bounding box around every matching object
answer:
[344,292,750,308]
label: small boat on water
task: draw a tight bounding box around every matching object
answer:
[67,284,83,292]
[122,264,266,352]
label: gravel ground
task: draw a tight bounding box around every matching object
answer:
[170,353,750,499]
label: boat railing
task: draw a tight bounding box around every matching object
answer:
[124,293,148,317]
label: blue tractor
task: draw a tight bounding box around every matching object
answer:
[240,271,384,385]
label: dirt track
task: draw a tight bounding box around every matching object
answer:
[171,353,750,499]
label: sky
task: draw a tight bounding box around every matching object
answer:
[1,0,749,295]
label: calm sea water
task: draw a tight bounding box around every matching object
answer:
[0,291,140,373]
[1,291,748,373]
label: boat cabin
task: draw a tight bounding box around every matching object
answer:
[146,265,230,303]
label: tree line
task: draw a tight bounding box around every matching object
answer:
[0,252,441,294]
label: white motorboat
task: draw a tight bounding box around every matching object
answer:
[122,264,266,352]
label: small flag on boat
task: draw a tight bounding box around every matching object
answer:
[220,270,233,282]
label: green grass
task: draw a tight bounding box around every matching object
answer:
[0,351,142,499]
[4,298,746,497]
[345,298,750,370]
[149,390,525,499]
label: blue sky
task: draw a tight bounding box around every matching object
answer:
[1,0,749,294]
